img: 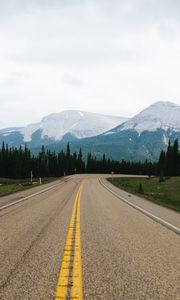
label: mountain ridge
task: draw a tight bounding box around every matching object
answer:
[37,101,180,162]
[1,101,180,162]
[108,101,180,134]
[0,110,128,147]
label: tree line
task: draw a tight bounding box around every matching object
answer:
[86,153,157,175]
[0,142,85,179]
[0,141,158,179]
[0,140,180,179]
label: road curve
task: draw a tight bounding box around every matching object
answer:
[0,175,179,300]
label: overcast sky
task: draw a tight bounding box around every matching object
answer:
[0,0,180,127]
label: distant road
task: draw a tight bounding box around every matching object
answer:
[0,175,179,300]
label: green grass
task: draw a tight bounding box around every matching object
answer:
[0,177,59,197]
[0,184,36,197]
[107,177,180,212]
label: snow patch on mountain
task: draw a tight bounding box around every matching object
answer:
[79,112,84,117]
[2,133,12,137]
[163,134,169,145]
[22,123,40,142]
[103,131,114,136]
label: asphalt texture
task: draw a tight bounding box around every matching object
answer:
[0,175,180,300]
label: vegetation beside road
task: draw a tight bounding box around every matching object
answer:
[0,177,58,197]
[108,177,180,212]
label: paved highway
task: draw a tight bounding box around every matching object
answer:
[0,175,179,300]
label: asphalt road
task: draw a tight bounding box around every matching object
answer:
[0,175,179,300]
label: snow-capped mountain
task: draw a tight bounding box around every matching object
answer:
[109,101,180,134]
[21,110,127,142]
[67,101,180,161]
[1,102,180,162]
[0,110,128,147]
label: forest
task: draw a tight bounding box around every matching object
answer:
[0,139,179,179]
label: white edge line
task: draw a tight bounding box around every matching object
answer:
[0,179,69,211]
[99,178,180,236]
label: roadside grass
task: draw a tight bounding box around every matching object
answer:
[107,177,180,212]
[0,177,59,197]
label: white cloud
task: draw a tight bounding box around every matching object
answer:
[0,0,180,126]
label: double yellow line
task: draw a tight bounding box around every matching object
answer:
[55,183,84,300]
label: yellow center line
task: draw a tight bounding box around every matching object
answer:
[55,183,84,300]
[71,187,83,299]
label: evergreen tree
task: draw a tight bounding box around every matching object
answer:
[158,150,166,179]
[173,139,179,176]
[166,140,174,176]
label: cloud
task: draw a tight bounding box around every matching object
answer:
[0,0,180,126]
[63,74,83,86]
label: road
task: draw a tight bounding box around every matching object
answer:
[0,175,179,300]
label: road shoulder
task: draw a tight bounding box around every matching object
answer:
[101,176,180,230]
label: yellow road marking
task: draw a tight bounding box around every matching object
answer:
[71,187,83,299]
[55,183,84,300]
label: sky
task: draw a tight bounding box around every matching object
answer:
[0,0,180,128]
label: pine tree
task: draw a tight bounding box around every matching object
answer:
[166,140,174,176]
[158,150,166,180]
[173,139,179,176]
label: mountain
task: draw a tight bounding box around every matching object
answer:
[107,101,180,134]
[44,101,180,162]
[1,101,180,162]
[0,110,127,148]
